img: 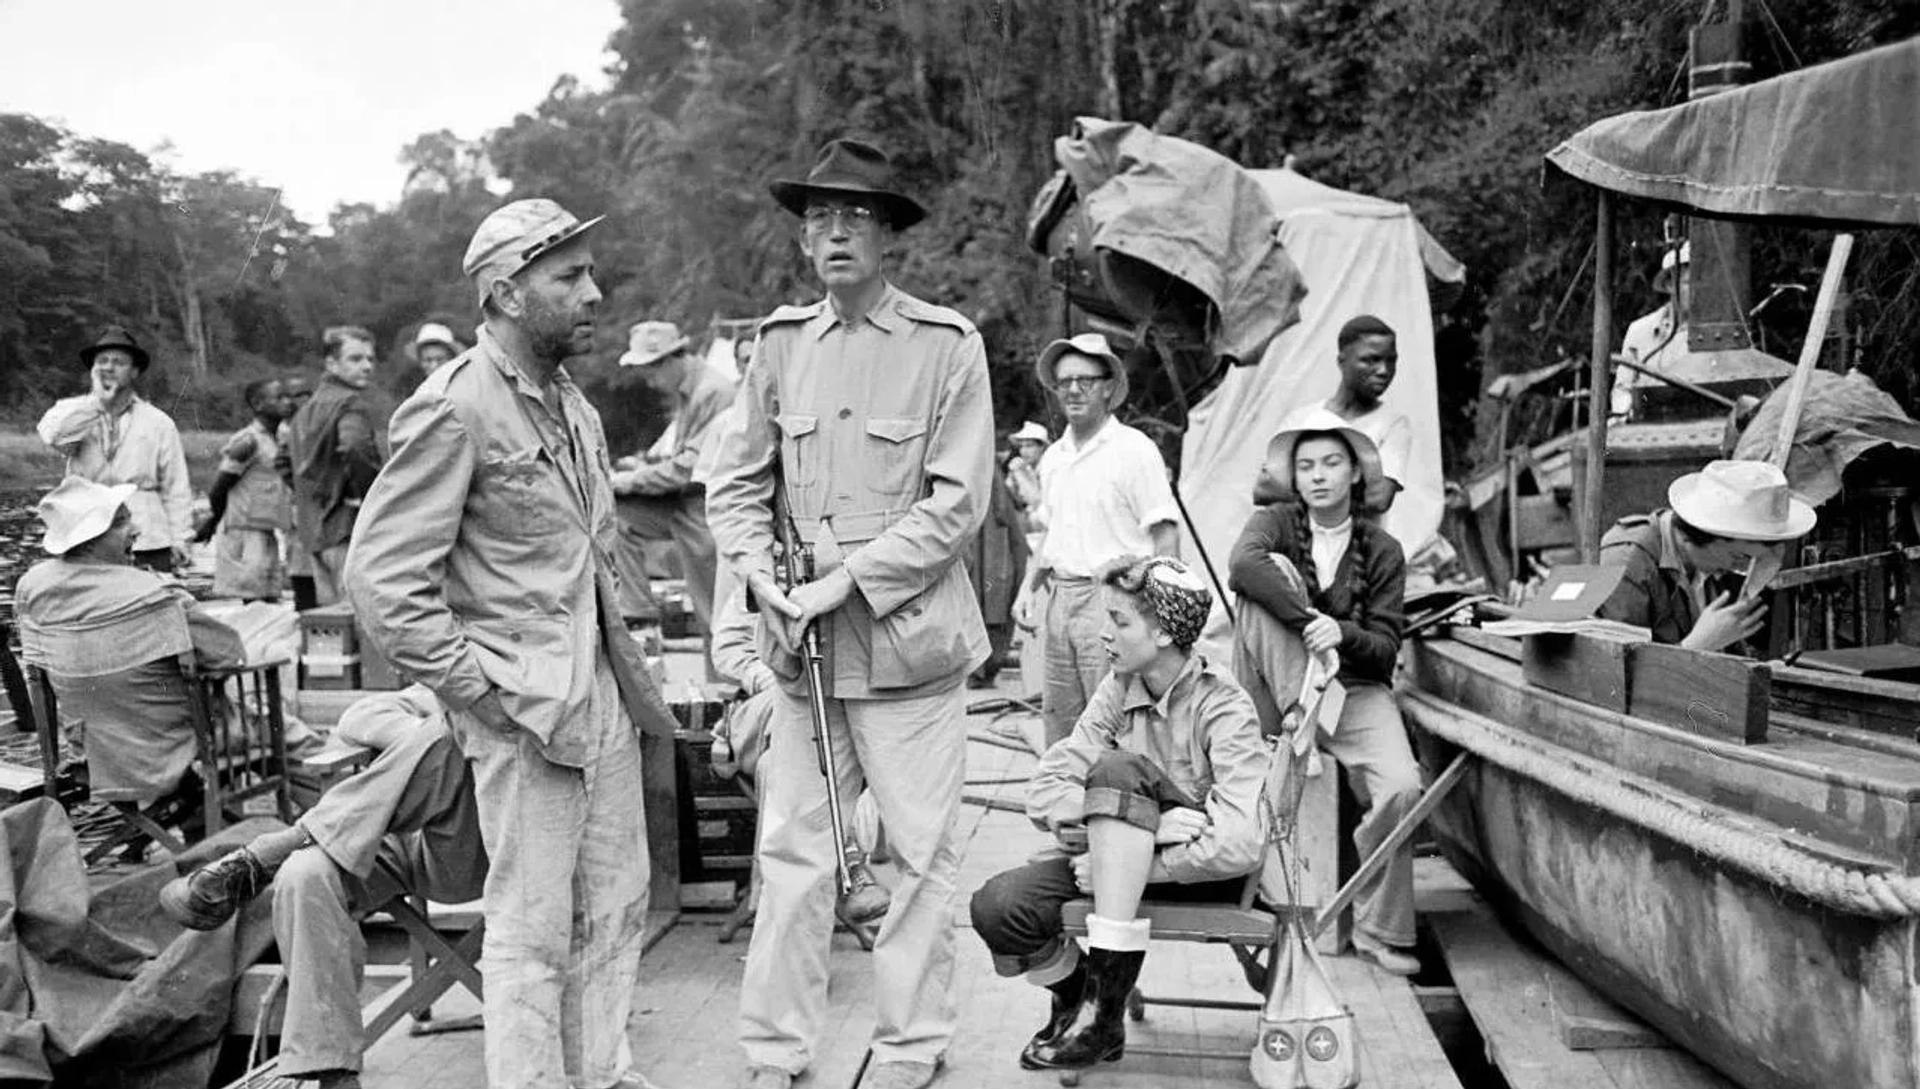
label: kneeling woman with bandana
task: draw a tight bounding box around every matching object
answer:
[969,556,1268,1072]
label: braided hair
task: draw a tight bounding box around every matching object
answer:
[1277,430,1383,622]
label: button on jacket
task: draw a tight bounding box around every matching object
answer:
[345,328,675,765]
[705,284,995,698]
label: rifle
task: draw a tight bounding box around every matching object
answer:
[771,506,891,926]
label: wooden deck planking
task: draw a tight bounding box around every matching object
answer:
[350,666,1465,1088]
[1425,876,1735,1089]
[1324,957,1464,1089]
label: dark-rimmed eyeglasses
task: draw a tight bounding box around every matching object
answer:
[1052,375,1111,393]
[804,205,880,232]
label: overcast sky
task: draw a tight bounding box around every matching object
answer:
[0,0,621,224]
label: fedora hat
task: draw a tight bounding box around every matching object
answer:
[1668,459,1815,542]
[79,325,150,372]
[1256,408,1392,510]
[770,139,927,230]
[38,476,137,556]
[462,198,605,308]
[1010,420,1050,446]
[1035,333,1130,408]
[620,321,691,367]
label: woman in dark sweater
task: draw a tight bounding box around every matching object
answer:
[1227,412,1424,976]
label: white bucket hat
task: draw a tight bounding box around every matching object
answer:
[620,321,691,368]
[1010,421,1050,446]
[38,476,137,556]
[1668,459,1816,542]
[1036,332,1129,407]
[1256,408,1393,510]
[414,322,459,352]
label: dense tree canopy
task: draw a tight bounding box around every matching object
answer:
[3,0,1915,473]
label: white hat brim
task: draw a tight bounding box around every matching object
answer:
[1262,425,1393,510]
[43,481,138,555]
[1667,475,1817,542]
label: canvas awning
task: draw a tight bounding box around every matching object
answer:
[1546,36,1920,225]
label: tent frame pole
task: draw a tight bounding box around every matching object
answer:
[1581,192,1615,562]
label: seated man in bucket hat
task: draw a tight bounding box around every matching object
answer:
[610,319,734,632]
[1596,459,1817,650]
[37,326,194,573]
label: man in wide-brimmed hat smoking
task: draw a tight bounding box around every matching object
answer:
[706,138,995,1089]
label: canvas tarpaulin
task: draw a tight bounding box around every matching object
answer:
[1546,36,1920,225]
[1055,117,1306,364]
[0,799,277,1087]
[1180,169,1461,658]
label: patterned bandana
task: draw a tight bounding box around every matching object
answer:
[1137,557,1212,650]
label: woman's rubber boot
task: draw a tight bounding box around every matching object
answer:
[1028,916,1150,1070]
[1018,960,1087,1069]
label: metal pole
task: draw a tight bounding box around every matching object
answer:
[1581,192,1615,563]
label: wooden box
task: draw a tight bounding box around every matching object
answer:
[1522,631,1636,713]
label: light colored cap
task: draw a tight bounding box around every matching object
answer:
[461,198,604,308]
[37,476,137,556]
[1035,332,1129,406]
[1668,459,1816,542]
[1010,421,1050,446]
[414,322,459,351]
[619,321,691,367]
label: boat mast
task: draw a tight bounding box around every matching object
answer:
[1580,194,1612,563]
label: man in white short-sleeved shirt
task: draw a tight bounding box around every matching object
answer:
[1016,333,1180,745]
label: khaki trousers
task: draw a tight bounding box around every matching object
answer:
[311,544,350,607]
[1233,605,1421,946]
[459,661,650,1089]
[273,714,485,1077]
[615,491,717,632]
[1040,577,1110,746]
[739,685,966,1073]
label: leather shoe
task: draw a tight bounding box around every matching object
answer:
[1353,933,1420,977]
[740,1065,792,1089]
[159,847,275,930]
[862,1059,943,1089]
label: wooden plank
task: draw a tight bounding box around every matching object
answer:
[1523,633,1632,713]
[1627,643,1769,744]
[1324,957,1466,1089]
[1426,893,1618,1089]
[1548,970,1667,1050]
[1449,626,1520,662]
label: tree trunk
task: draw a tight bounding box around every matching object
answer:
[1098,0,1122,119]
[170,229,209,379]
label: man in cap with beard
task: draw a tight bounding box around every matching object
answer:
[344,198,679,1089]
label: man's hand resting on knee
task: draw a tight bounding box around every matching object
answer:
[1155,807,1209,846]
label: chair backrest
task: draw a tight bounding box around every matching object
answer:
[190,660,294,828]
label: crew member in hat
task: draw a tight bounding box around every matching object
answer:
[1229,410,1423,976]
[1611,240,1692,420]
[706,138,994,1089]
[1014,332,1181,747]
[1005,420,1048,515]
[344,198,679,1089]
[412,321,463,377]
[36,326,193,572]
[1596,459,1816,650]
[610,319,734,634]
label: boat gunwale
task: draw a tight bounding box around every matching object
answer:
[1409,634,1920,803]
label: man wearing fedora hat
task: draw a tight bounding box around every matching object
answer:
[705,137,994,1089]
[344,198,680,1089]
[1597,459,1815,650]
[1015,332,1181,748]
[610,319,734,633]
[37,325,193,573]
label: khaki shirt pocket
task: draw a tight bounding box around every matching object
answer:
[776,414,820,488]
[863,416,929,500]
[476,448,568,536]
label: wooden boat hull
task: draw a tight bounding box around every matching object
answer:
[1402,635,1920,1089]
